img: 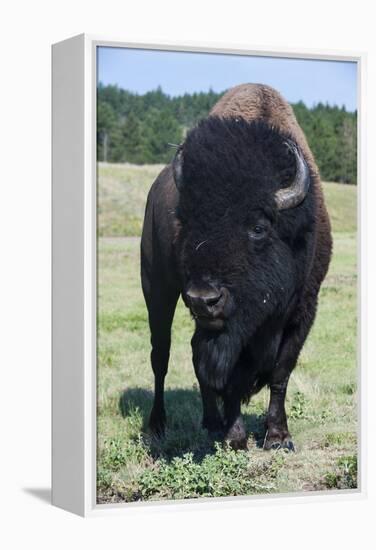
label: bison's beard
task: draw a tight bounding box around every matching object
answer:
[191,288,283,391]
[192,321,244,391]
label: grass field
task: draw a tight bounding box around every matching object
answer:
[97,163,358,504]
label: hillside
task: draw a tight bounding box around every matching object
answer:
[97,162,357,236]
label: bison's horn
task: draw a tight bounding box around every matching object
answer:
[275,140,310,210]
[172,146,184,191]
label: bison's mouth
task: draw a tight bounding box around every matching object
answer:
[194,315,225,331]
[184,284,231,331]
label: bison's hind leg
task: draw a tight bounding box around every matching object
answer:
[263,297,320,452]
[263,379,295,452]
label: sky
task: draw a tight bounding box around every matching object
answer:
[97,47,358,112]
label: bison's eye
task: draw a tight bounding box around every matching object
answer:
[248,224,268,240]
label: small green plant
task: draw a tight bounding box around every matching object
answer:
[99,435,149,472]
[97,468,113,490]
[341,382,356,395]
[288,392,334,425]
[324,454,357,489]
[289,391,307,419]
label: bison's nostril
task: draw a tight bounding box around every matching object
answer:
[186,287,224,313]
[203,293,222,307]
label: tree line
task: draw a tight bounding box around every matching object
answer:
[97,83,357,184]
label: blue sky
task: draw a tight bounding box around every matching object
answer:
[97,47,357,112]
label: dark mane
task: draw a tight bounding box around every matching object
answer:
[177,117,302,225]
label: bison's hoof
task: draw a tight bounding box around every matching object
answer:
[149,409,166,438]
[263,431,295,452]
[227,437,248,451]
[225,417,248,451]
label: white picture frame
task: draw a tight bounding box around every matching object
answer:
[52,33,366,517]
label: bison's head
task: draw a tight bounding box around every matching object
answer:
[172,116,314,390]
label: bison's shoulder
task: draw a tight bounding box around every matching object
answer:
[211,83,318,181]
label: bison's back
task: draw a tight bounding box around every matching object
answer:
[211,83,317,177]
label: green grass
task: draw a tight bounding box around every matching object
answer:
[322,182,357,233]
[97,164,358,504]
[97,163,165,236]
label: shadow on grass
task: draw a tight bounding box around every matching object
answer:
[119,386,267,462]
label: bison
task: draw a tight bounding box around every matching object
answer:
[140,83,332,451]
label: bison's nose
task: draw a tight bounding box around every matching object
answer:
[186,285,226,318]
[187,289,222,308]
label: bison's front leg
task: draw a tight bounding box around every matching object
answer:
[222,392,247,450]
[198,380,224,434]
[192,357,223,434]
[145,287,179,437]
[264,377,294,451]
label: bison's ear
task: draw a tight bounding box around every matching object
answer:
[275,140,310,210]
[172,146,184,191]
